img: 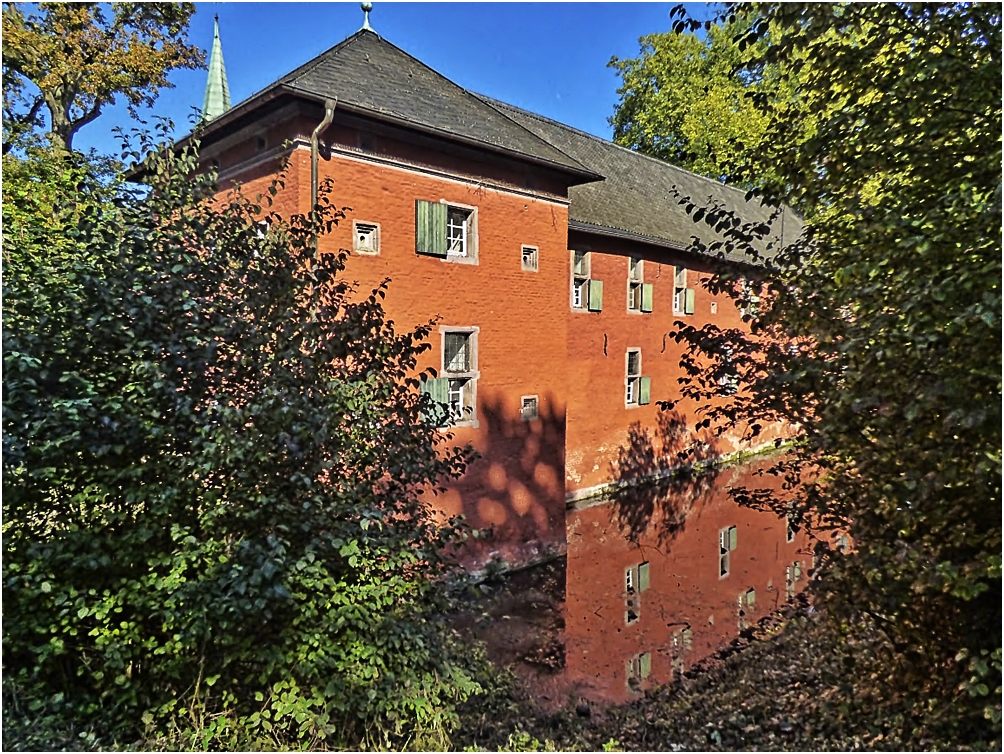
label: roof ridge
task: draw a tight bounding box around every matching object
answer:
[479,94,755,203]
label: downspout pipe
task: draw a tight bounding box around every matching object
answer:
[310,98,337,227]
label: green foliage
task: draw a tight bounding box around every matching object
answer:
[608,9,789,185]
[2,3,204,152]
[2,127,483,749]
[661,3,1001,746]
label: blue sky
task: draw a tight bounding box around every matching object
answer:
[75,2,713,157]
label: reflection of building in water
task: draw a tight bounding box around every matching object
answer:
[561,460,810,705]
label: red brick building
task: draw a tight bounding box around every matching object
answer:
[193,27,795,569]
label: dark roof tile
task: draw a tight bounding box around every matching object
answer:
[277,30,594,178]
[481,96,799,264]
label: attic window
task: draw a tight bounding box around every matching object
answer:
[256,135,267,151]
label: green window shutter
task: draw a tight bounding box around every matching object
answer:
[729,525,738,551]
[638,376,651,405]
[639,652,652,678]
[587,279,603,311]
[746,588,755,608]
[638,561,650,591]
[420,377,449,424]
[684,287,696,315]
[641,283,654,312]
[415,200,447,257]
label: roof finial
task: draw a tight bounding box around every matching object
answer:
[361,2,374,32]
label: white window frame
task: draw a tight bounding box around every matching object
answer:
[625,348,641,406]
[673,265,687,314]
[440,326,480,426]
[571,250,590,309]
[521,245,539,272]
[444,202,478,264]
[353,220,380,255]
[627,256,644,311]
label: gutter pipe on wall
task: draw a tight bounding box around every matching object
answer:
[310,98,338,240]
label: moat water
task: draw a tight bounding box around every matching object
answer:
[454,457,813,710]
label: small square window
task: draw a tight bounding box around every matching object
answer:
[521,395,538,421]
[521,245,539,272]
[353,221,380,255]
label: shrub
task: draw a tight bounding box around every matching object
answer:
[2,131,481,749]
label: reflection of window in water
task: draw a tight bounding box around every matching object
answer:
[625,651,651,692]
[670,626,693,678]
[737,588,756,630]
[719,525,737,577]
[624,562,649,624]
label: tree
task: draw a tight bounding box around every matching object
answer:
[662,2,1000,744]
[608,9,787,186]
[1,3,203,153]
[2,129,483,749]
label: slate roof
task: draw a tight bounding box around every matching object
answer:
[480,96,795,263]
[273,30,598,181]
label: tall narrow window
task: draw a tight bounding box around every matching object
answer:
[446,206,472,256]
[439,329,478,424]
[625,349,651,406]
[628,257,643,310]
[674,265,695,315]
[719,345,739,396]
[572,251,590,309]
[740,278,761,319]
[626,349,641,404]
[719,525,737,577]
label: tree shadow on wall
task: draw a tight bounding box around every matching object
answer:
[456,392,566,567]
[607,409,722,547]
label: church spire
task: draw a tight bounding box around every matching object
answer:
[201,15,231,122]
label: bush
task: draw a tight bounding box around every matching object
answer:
[2,131,482,749]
